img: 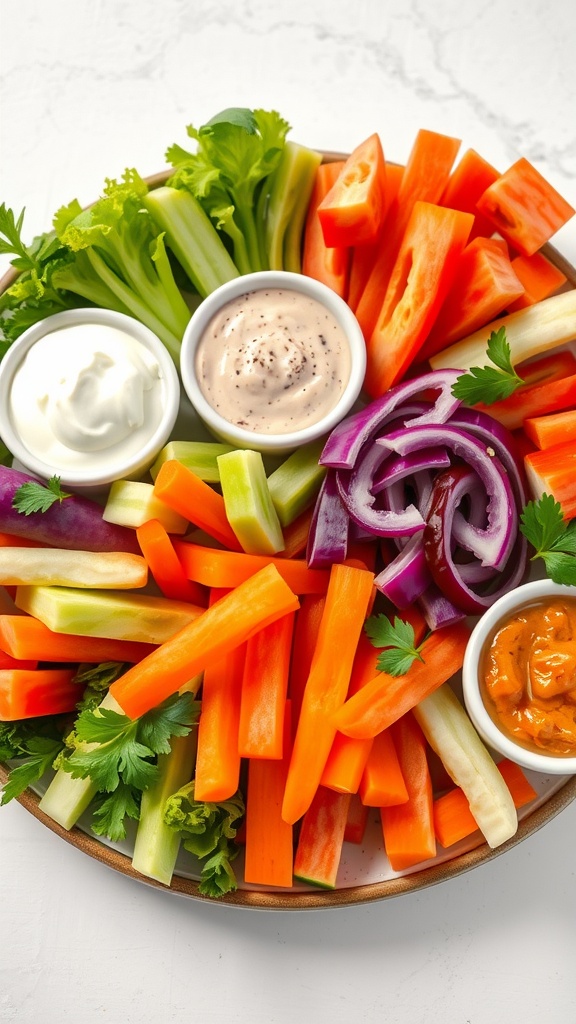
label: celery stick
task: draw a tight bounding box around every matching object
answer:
[143,187,240,297]
[149,440,236,483]
[0,548,148,590]
[38,692,121,830]
[266,438,327,527]
[132,730,198,886]
[217,449,285,555]
[103,480,188,533]
[413,684,518,849]
[15,586,202,644]
[264,142,323,271]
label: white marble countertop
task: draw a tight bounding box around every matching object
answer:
[1,2,576,1022]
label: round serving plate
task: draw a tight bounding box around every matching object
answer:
[1,156,576,911]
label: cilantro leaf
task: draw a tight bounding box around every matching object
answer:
[1,736,63,805]
[452,328,524,406]
[520,494,576,584]
[91,782,141,842]
[12,475,71,515]
[138,693,200,755]
[364,614,427,676]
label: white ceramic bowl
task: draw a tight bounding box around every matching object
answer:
[0,308,180,491]
[179,270,367,456]
[462,578,576,775]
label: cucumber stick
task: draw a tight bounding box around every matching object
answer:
[217,449,285,555]
[150,440,236,483]
[15,586,202,644]
[103,480,188,533]
[413,684,518,849]
[266,438,327,527]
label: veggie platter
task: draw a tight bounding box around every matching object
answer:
[1,108,576,910]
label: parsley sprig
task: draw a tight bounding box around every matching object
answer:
[364,614,428,676]
[164,781,245,898]
[12,475,71,515]
[520,493,576,585]
[452,327,524,405]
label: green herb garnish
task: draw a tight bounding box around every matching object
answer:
[12,475,72,515]
[451,327,524,405]
[520,493,576,585]
[364,614,427,676]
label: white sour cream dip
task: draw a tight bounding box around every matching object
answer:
[194,287,352,434]
[9,323,167,474]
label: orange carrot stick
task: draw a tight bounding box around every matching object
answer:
[238,612,295,759]
[279,506,315,560]
[0,667,78,720]
[293,785,352,888]
[173,540,329,595]
[288,593,326,725]
[507,251,567,312]
[281,563,375,824]
[380,712,436,871]
[194,589,245,802]
[332,621,470,740]
[109,563,300,719]
[0,614,156,664]
[359,728,409,808]
[136,519,206,605]
[0,649,38,671]
[244,701,294,888]
[343,792,370,844]
[153,460,242,551]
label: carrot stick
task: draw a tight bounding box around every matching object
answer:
[136,519,206,605]
[359,727,409,807]
[173,540,329,595]
[153,460,242,551]
[507,251,567,312]
[320,631,377,794]
[288,593,326,725]
[0,532,47,549]
[347,163,404,311]
[281,563,375,824]
[293,785,352,888]
[279,506,315,560]
[380,712,436,871]
[0,649,37,671]
[343,792,370,844]
[433,758,538,848]
[302,161,350,299]
[332,621,470,740]
[238,611,295,759]
[244,701,294,888]
[194,589,245,802]
[109,563,300,719]
[0,614,156,664]
[0,667,78,720]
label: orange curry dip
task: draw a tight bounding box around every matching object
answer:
[482,598,576,756]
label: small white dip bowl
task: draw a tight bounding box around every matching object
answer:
[179,270,367,456]
[462,578,576,775]
[0,307,180,491]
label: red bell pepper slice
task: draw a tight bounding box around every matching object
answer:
[475,350,576,431]
[439,147,500,239]
[347,162,405,311]
[317,133,387,247]
[302,161,350,299]
[507,251,568,312]
[476,157,575,257]
[364,201,473,397]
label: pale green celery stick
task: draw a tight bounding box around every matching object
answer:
[265,142,323,271]
[143,187,240,297]
[217,449,285,555]
[38,692,121,830]
[149,440,236,483]
[132,730,198,886]
[84,248,182,365]
[413,684,518,849]
[0,548,148,590]
[102,480,188,534]
[14,586,202,644]
[266,438,327,527]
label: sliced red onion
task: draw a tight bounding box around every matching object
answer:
[374,533,431,608]
[416,584,468,630]
[320,369,463,470]
[336,442,425,538]
[371,447,450,496]
[306,470,349,569]
[378,423,516,569]
[423,464,528,614]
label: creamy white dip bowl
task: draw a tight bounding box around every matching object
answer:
[180,270,367,456]
[0,308,180,491]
